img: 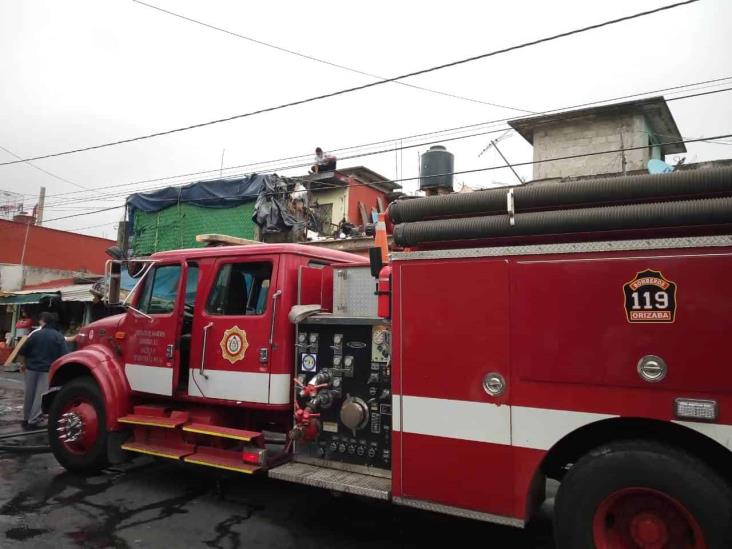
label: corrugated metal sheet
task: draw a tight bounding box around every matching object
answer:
[0,283,95,304]
[60,284,95,302]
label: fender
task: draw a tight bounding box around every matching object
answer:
[48,344,131,431]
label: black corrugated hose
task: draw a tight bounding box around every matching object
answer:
[393,196,732,247]
[388,167,732,224]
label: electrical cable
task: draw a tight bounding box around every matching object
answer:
[131,0,534,114]
[40,131,732,225]
[0,0,698,168]
[38,74,732,207]
[40,85,732,211]
[0,144,91,191]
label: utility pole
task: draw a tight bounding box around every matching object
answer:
[35,186,45,225]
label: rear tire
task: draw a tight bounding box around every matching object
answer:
[48,376,109,473]
[553,439,732,549]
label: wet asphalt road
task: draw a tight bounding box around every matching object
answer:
[0,373,554,548]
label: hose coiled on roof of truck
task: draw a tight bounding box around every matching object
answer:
[388,167,732,225]
[393,196,732,247]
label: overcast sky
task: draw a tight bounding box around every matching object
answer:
[1,0,731,239]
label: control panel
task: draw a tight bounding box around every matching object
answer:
[294,322,391,470]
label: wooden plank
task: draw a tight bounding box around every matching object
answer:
[4,336,27,367]
[196,233,261,246]
[358,202,369,226]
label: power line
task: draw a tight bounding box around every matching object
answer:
[39,75,732,209]
[131,0,534,114]
[41,131,732,225]
[0,143,90,191]
[44,126,517,208]
[0,0,698,168]
[67,220,120,232]
[39,74,732,206]
[41,84,732,210]
[44,204,125,223]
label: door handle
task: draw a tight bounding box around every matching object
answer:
[199,322,213,379]
[269,289,283,350]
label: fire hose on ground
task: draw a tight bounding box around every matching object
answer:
[0,429,51,454]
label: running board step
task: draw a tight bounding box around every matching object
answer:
[119,414,188,428]
[121,441,194,460]
[183,448,261,474]
[268,462,391,500]
[182,423,262,442]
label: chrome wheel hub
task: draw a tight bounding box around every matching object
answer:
[57,412,84,442]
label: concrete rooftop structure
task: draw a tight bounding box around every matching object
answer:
[509,97,686,182]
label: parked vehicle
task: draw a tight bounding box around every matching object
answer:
[44,168,732,547]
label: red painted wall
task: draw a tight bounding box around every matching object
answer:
[347,180,388,225]
[0,219,115,273]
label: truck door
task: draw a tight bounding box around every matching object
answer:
[123,262,183,397]
[187,257,279,404]
[396,259,514,517]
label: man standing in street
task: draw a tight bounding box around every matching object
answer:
[18,312,68,429]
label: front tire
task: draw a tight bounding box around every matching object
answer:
[554,439,732,549]
[48,376,109,473]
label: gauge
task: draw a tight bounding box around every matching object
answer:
[332,377,342,388]
[332,356,342,367]
[344,356,354,367]
[298,333,307,343]
[302,354,316,372]
[372,329,386,345]
[309,333,318,343]
[333,333,343,345]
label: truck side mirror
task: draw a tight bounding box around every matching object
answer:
[106,260,122,306]
[369,247,383,278]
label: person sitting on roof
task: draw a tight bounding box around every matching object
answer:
[310,147,336,174]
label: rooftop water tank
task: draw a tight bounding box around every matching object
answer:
[420,145,454,191]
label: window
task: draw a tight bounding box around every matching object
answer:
[311,203,334,236]
[206,262,272,316]
[137,265,181,314]
[184,263,199,309]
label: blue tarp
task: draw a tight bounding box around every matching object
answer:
[126,174,269,213]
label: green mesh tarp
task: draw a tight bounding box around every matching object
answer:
[131,202,256,256]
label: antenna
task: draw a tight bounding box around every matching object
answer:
[478,130,513,158]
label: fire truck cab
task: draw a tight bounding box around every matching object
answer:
[43,169,732,547]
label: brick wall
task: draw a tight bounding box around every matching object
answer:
[532,112,650,181]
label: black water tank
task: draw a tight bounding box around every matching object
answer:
[420,145,454,191]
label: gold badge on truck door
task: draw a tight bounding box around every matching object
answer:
[220,326,249,364]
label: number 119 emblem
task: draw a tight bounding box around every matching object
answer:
[623,270,677,323]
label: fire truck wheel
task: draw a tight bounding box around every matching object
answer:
[553,439,732,549]
[48,376,109,473]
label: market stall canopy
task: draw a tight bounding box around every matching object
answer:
[0,292,57,305]
[0,283,96,305]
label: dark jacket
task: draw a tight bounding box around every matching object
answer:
[19,325,68,372]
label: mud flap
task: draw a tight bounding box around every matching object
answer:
[107,430,131,465]
[41,386,61,414]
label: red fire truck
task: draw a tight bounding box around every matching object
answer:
[43,168,732,548]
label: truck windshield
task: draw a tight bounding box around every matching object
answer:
[137,265,181,314]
